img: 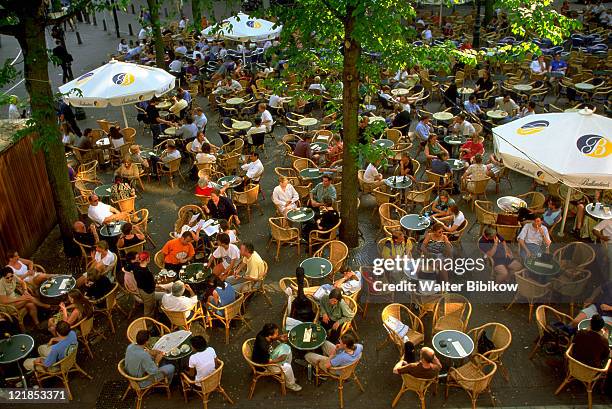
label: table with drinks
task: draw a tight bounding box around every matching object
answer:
[585,203,612,220]
[300,257,333,279]
[524,255,561,283]
[432,330,474,363]
[39,275,76,299]
[400,214,431,234]
[384,176,413,190]
[0,334,35,387]
[288,322,327,351]
[93,184,114,202]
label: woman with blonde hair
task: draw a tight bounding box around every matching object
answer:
[272,176,299,216]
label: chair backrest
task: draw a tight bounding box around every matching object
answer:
[468,177,491,194]
[474,200,497,225]
[234,184,259,205]
[515,270,550,300]
[553,241,595,269]
[200,359,225,394]
[127,317,170,343]
[329,355,362,381]
[129,209,149,233]
[314,240,349,272]
[57,344,78,373]
[293,157,317,172]
[433,293,472,331]
[117,359,150,391]
[406,182,435,204]
[457,354,497,394]
[382,303,424,345]
[241,338,260,370]
[269,217,298,240]
[565,344,611,383]
[468,323,511,363]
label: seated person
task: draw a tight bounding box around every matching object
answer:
[309,175,337,209]
[464,95,484,117]
[213,76,242,95]
[439,205,466,238]
[431,190,455,217]
[331,266,362,295]
[226,242,266,292]
[420,223,452,281]
[195,172,227,197]
[184,335,217,382]
[397,152,416,181]
[161,232,195,272]
[125,330,175,386]
[517,217,551,260]
[6,251,53,288]
[149,139,181,176]
[87,194,128,226]
[381,230,413,259]
[530,55,547,74]
[414,116,433,147]
[305,333,363,372]
[549,53,568,76]
[207,277,236,313]
[251,323,302,391]
[393,347,441,379]
[174,115,198,142]
[449,114,476,137]
[494,94,519,121]
[77,240,116,288]
[272,176,299,216]
[318,288,355,343]
[0,266,50,327]
[246,118,267,147]
[195,143,217,165]
[479,227,522,283]
[572,280,612,327]
[485,152,504,179]
[73,220,99,247]
[258,103,274,133]
[303,197,339,239]
[533,197,562,229]
[208,233,241,279]
[326,138,344,164]
[128,144,150,170]
[161,281,198,317]
[114,157,140,183]
[82,266,113,301]
[293,134,319,162]
[117,223,145,249]
[459,135,485,162]
[363,160,385,187]
[462,154,488,192]
[239,152,264,188]
[23,321,77,372]
[430,152,452,179]
[570,314,609,369]
[204,189,240,224]
[424,134,449,163]
[219,219,239,244]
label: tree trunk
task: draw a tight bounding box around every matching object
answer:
[339,13,360,249]
[191,0,202,32]
[16,5,79,255]
[484,0,494,26]
[147,0,166,68]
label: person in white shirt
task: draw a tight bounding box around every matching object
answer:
[196,143,216,164]
[169,96,188,117]
[258,103,273,132]
[209,233,241,278]
[76,240,116,287]
[191,132,217,154]
[519,101,536,118]
[333,266,362,295]
[495,94,519,120]
[422,26,433,43]
[518,217,552,260]
[272,176,299,216]
[269,94,283,109]
[363,162,385,187]
[213,77,242,95]
[449,114,476,137]
[185,336,217,382]
[440,205,466,237]
[161,281,198,318]
[150,140,182,175]
[246,118,267,146]
[530,55,547,74]
[8,101,20,120]
[137,27,150,41]
[308,76,326,92]
[87,194,127,225]
[178,16,188,29]
[117,39,129,54]
[241,152,264,184]
[169,57,183,74]
[193,107,208,131]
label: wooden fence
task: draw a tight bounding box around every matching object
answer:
[0,135,56,259]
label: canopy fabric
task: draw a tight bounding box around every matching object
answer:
[419,0,470,4]
[493,111,612,190]
[58,60,175,108]
[201,12,282,43]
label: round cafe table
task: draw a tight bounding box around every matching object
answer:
[373,138,394,149]
[432,330,474,360]
[164,126,179,136]
[513,84,533,92]
[299,168,324,181]
[40,275,76,298]
[444,136,466,157]
[300,257,333,279]
[156,269,178,284]
[288,322,327,351]
[226,97,245,105]
[100,221,127,239]
[0,334,35,387]
[486,110,509,120]
[585,203,612,220]
[311,142,329,153]
[496,196,527,213]
[179,263,212,285]
[217,175,242,189]
[578,319,612,347]
[384,176,412,190]
[297,117,318,127]
[391,88,410,96]
[433,111,454,122]
[446,159,468,172]
[157,101,172,110]
[95,137,111,147]
[458,87,474,102]
[524,256,561,283]
[575,82,595,91]
[400,214,430,232]
[287,207,315,224]
[232,120,252,131]
[93,184,114,201]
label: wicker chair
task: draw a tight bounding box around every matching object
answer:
[405,181,435,211]
[492,221,521,243]
[92,283,126,333]
[506,270,551,322]
[268,217,300,261]
[111,195,136,213]
[380,303,425,355]
[553,241,595,273]
[529,305,572,359]
[117,359,171,409]
[207,293,252,344]
[218,153,241,175]
[157,157,184,188]
[551,268,592,317]
[309,218,341,256]
[555,344,611,409]
[71,316,97,359]
[233,184,263,223]
[313,240,349,279]
[314,356,364,409]
[425,170,453,194]
[491,166,511,193]
[126,317,170,344]
[445,354,497,409]
[465,177,491,209]
[372,186,400,215]
[357,169,377,196]
[432,293,472,335]
[468,323,512,382]
[470,200,498,236]
[179,358,234,408]
[379,203,407,229]
[128,209,155,247]
[242,338,287,398]
[161,302,207,331]
[34,345,92,400]
[392,371,438,409]
[293,157,318,173]
[516,191,546,211]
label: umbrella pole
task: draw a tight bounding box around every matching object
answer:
[559,186,571,237]
[121,106,129,129]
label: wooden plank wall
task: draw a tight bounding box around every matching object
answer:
[0,135,56,260]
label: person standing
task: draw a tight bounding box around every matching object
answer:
[52,40,74,83]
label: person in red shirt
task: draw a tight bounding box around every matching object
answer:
[195,171,228,197]
[459,134,485,162]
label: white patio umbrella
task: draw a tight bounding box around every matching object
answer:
[58,60,176,128]
[201,12,282,63]
[493,110,612,234]
[419,0,470,27]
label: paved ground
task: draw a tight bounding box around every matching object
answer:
[2,1,611,409]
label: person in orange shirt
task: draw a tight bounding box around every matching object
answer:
[161,231,195,272]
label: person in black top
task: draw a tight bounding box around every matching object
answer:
[391,104,411,130]
[52,40,73,83]
[117,223,145,249]
[251,323,302,391]
[131,251,157,317]
[444,82,458,108]
[205,189,240,225]
[146,98,174,145]
[58,101,81,136]
[289,267,316,323]
[474,70,493,99]
[83,268,113,301]
[571,314,609,369]
[303,197,339,239]
[73,221,98,247]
